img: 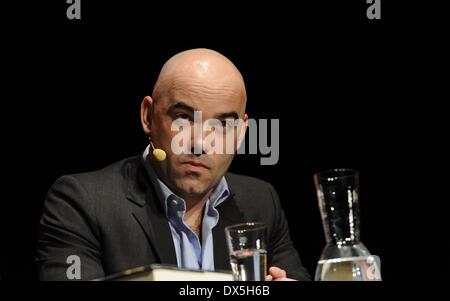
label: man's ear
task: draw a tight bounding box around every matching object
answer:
[140,96,153,135]
[236,113,249,150]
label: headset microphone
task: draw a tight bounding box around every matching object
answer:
[149,138,167,161]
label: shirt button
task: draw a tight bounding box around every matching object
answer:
[171,199,179,206]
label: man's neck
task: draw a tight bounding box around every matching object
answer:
[183,190,212,211]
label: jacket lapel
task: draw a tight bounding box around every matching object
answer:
[213,193,245,271]
[126,156,177,266]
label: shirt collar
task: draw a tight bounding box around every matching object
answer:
[157,175,230,215]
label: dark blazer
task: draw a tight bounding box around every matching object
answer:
[37,155,310,280]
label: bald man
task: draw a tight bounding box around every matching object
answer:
[37,49,310,281]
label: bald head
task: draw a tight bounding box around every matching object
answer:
[152,48,247,113]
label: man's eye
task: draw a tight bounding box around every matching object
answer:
[220,119,236,129]
[176,113,191,120]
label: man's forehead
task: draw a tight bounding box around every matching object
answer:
[164,96,243,117]
[161,83,243,109]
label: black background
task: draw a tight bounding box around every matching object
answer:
[1,1,448,281]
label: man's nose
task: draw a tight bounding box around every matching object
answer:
[190,124,209,156]
[190,146,206,157]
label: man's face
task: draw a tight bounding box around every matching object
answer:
[150,81,246,198]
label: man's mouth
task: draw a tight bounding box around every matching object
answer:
[182,161,209,169]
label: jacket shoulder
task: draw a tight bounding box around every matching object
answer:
[61,155,139,183]
[49,155,141,202]
[225,172,278,208]
[225,172,273,191]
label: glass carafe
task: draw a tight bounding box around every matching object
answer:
[313,169,381,281]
